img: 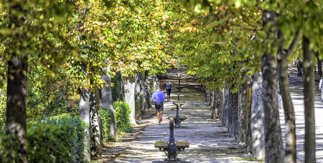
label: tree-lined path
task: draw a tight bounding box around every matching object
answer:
[1,1,323,162]
[102,74,256,162]
[97,68,323,163]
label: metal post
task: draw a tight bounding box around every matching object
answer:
[177,73,181,101]
[175,104,180,128]
[168,118,177,160]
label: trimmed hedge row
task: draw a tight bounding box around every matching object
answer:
[0,114,85,162]
[100,101,132,141]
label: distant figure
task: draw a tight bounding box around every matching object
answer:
[296,58,303,76]
[152,86,165,124]
[164,81,172,101]
[319,78,323,101]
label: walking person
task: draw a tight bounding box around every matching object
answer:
[164,81,172,101]
[296,58,303,76]
[152,85,165,124]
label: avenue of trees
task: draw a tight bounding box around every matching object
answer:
[176,1,323,163]
[0,0,322,162]
[0,0,187,161]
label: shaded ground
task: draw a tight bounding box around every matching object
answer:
[96,71,258,163]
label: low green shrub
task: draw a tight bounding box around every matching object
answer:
[0,91,6,131]
[0,133,24,163]
[113,101,132,132]
[99,101,132,141]
[99,109,111,141]
[0,114,85,162]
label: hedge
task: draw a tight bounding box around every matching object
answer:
[100,101,132,141]
[0,114,85,162]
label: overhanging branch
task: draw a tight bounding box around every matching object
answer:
[286,29,301,57]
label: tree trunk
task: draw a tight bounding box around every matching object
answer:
[262,53,284,162]
[218,90,224,120]
[211,90,219,119]
[112,72,123,101]
[230,91,239,140]
[124,78,137,125]
[251,73,265,160]
[246,82,252,154]
[5,2,28,162]
[316,52,322,77]
[135,73,147,119]
[277,28,299,163]
[222,89,230,127]
[79,89,91,161]
[90,90,101,156]
[261,10,283,162]
[143,74,152,109]
[238,82,249,143]
[6,56,28,162]
[278,53,296,163]
[227,90,233,131]
[101,62,116,141]
[302,36,316,163]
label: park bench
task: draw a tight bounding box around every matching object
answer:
[168,102,187,128]
[154,118,189,161]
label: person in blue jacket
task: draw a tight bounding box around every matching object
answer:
[152,86,165,124]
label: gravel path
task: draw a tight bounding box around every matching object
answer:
[111,82,257,163]
[97,68,323,162]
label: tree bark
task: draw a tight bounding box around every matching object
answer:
[90,90,101,157]
[316,52,322,77]
[302,36,316,163]
[238,82,249,143]
[230,91,239,140]
[227,90,233,132]
[124,78,137,125]
[79,89,91,161]
[246,82,252,154]
[277,29,300,163]
[251,73,265,160]
[143,74,152,109]
[262,53,284,163]
[278,53,296,162]
[112,72,124,101]
[101,61,116,141]
[5,2,28,162]
[135,73,145,119]
[6,56,28,162]
[211,90,219,119]
[222,89,230,127]
[218,90,224,120]
[261,10,283,163]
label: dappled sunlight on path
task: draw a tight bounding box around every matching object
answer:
[110,77,257,163]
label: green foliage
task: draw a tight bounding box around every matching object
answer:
[113,101,132,132]
[0,89,5,130]
[0,114,85,162]
[98,109,111,141]
[99,101,132,142]
[0,134,23,163]
[176,0,323,92]
[41,114,85,162]
[174,3,262,90]
[106,0,185,77]
[27,67,77,119]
